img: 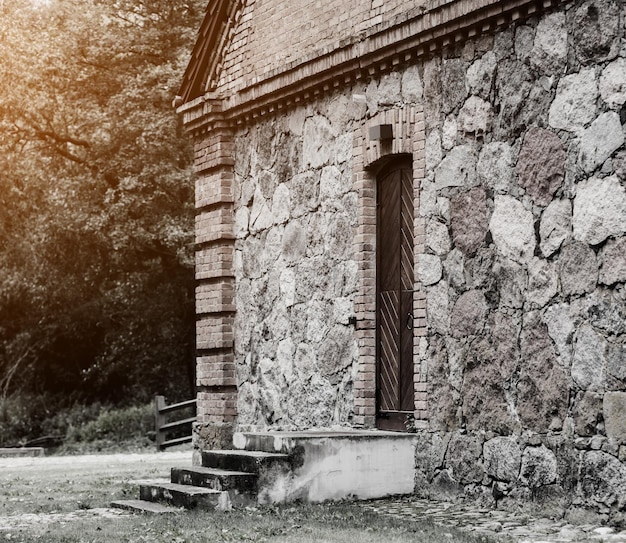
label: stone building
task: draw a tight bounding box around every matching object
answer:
[177,0,626,519]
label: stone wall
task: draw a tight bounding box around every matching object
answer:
[413,0,626,523]
[230,91,366,430]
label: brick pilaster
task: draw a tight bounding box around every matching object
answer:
[186,97,238,435]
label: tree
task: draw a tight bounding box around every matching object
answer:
[0,0,205,405]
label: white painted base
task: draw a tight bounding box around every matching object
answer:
[234,431,417,503]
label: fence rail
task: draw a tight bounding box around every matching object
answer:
[154,395,197,451]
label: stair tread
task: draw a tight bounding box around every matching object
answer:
[111,499,182,514]
[174,466,255,477]
[205,449,289,458]
[142,481,224,495]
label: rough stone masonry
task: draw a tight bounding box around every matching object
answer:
[412,0,626,523]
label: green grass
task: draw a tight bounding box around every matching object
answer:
[0,504,499,543]
[0,452,499,543]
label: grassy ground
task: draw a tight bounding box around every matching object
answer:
[0,452,497,543]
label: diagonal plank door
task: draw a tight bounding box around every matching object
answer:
[376,158,414,431]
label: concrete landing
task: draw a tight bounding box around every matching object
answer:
[233,430,417,504]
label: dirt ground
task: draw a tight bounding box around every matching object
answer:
[0,450,190,532]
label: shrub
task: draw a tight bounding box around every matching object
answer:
[0,393,155,453]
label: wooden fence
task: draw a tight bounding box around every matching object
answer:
[154,395,197,451]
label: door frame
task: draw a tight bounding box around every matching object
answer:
[374,155,415,431]
[350,106,427,431]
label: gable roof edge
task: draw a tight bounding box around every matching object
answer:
[179,0,242,104]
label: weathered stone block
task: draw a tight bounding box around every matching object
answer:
[514,25,534,63]
[527,257,558,309]
[414,430,450,485]
[578,112,624,174]
[303,114,333,169]
[604,392,626,443]
[465,247,496,291]
[517,127,566,207]
[434,145,477,190]
[477,142,513,195]
[573,176,626,246]
[518,317,569,432]
[484,437,522,482]
[530,11,567,74]
[520,445,558,488]
[418,254,443,286]
[450,187,489,257]
[441,58,469,114]
[290,171,320,218]
[573,391,603,436]
[496,59,550,138]
[580,450,626,507]
[600,58,626,110]
[462,354,515,434]
[447,433,484,484]
[490,195,535,263]
[548,68,597,132]
[572,324,607,391]
[570,289,626,337]
[443,248,465,288]
[401,64,423,103]
[426,219,451,256]
[427,338,459,432]
[571,0,621,65]
[542,302,575,361]
[457,96,492,135]
[539,199,571,258]
[450,289,488,337]
[466,51,496,100]
[559,241,597,296]
[431,469,464,499]
[599,237,626,286]
[491,311,521,379]
[425,130,442,174]
[426,280,450,335]
[494,258,526,309]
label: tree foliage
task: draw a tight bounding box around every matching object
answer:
[0,0,205,405]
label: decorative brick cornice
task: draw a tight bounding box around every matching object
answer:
[178,94,229,135]
[178,0,568,131]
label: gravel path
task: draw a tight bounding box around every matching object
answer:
[362,497,626,543]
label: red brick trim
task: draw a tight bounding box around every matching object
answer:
[352,105,427,429]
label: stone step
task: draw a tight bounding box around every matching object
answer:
[111,499,182,514]
[201,449,291,474]
[171,466,258,496]
[139,481,231,510]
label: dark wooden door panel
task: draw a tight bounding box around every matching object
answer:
[379,290,400,412]
[400,289,414,412]
[378,172,401,291]
[400,168,414,292]
[376,158,414,430]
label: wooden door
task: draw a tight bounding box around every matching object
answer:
[376,158,414,431]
